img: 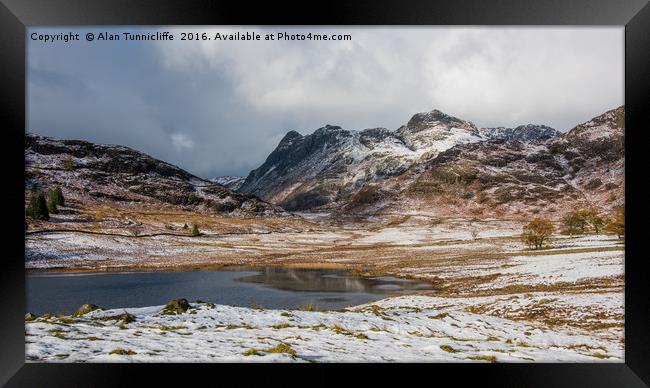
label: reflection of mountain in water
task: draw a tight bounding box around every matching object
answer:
[234,267,433,294]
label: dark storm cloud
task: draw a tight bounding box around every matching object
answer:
[28,27,623,179]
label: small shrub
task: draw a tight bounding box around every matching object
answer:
[62,157,74,171]
[190,224,200,237]
[186,193,201,205]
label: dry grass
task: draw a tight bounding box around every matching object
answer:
[467,355,497,363]
[109,348,137,355]
[271,323,293,329]
[440,345,458,353]
[264,343,296,356]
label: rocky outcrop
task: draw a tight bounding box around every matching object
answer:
[480,124,560,143]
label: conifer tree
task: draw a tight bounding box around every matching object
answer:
[26,192,49,221]
[49,186,65,206]
[47,195,58,214]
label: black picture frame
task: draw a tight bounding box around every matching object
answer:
[1,0,648,386]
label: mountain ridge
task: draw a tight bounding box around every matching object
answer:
[239,106,623,216]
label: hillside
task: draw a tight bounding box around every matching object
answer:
[25,134,283,216]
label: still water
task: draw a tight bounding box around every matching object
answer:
[26,267,434,315]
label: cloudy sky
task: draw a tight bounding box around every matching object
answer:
[28,27,623,178]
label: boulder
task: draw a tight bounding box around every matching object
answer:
[116,312,136,324]
[25,312,37,321]
[73,303,101,317]
[161,298,191,315]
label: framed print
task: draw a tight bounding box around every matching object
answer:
[1,0,649,386]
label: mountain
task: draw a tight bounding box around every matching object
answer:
[239,107,624,217]
[25,134,284,216]
[238,110,485,211]
[211,176,246,191]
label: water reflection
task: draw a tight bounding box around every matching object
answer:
[235,267,432,294]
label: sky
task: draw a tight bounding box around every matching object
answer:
[28,27,623,179]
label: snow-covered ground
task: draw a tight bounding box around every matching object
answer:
[25,292,622,363]
[25,214,625,363]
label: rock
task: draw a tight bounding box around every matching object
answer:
[25,312,37,321]
[161,298,191,315]
[116,312,136,324]
[73,303,101,317]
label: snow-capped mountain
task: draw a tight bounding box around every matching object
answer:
[239,109,486,211]
[396,109,482,153]
[384,106,625,217]
[239,107,624,217]
[25,106,623,219]
[25,134,283,216]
